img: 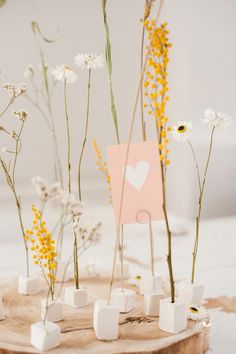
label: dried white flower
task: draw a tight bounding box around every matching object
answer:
[74,53,104,70]
[51,65,77,83]
[23,65,34,78]
[32,176,62,202]
[202,108,231,130]
[12,110,29,122]
[4,82,27,96]
[58,190,84,217]
[171,121,193,142]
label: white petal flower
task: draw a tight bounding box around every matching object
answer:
[187,304,208,321]
[23,65,34,78]
[51,65,77,83]
[58,191,84,217]
[202,108,231,130]
[74,53,105,70]
[171,121,193,142]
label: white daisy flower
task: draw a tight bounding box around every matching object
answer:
[202,108,231,130]
[187,304,208,321]
[23,65,34,78]
[51,65,77,83]
[171,121,193,142]
[74,53,105,70]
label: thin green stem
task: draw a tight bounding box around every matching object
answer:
[102,0,120,144]
[140,24,146,141]
[191,127,215,283]
[187,140,201,193]
[78,69,91,201]
[64,79,71,194]
[73,222,79,289]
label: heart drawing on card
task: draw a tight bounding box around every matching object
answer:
[122,160,149,191]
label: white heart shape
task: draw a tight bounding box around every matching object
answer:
[122,161,149,190]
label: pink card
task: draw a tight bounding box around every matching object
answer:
[107,140,164,225]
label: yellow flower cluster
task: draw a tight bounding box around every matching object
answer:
[143,20,172,165]
[25,206,57,285]
[93,139,112,203]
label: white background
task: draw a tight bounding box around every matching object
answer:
[0,0,235,218]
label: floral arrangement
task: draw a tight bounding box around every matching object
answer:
[0,0,232,351]
[0,82,30,277]
[26,206,57,300]
[171,109,231,283]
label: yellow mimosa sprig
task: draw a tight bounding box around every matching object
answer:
[26,205,57,300]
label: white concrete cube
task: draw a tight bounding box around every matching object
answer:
[0,299,5,320]
[93,300,119,340]
[178,282,204,307]
[18,276,40,295]
[114,263,130,280]
[31,322,60,352]
[64,286,88,308]
[159,297,187,334]
[111,288,136,313]
[143,291,165,316]
[41,299,64,323]
[56,259,70,282]
[140,274,162,295]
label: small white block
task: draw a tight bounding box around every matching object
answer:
[143,291,165,316]
[18,276,40,295]
[56,260,70,282]
[140,274,162,295]
[178,282,204,307]
[159,297,187,334]
[0,299,5,320]
[64,286,88,308]
[31,322,60,352]
[111,288,136,313]
[41,299,64,323]
[93,300,119,340]
[114,263,130,280]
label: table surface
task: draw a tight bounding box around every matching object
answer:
[0,205,236,353]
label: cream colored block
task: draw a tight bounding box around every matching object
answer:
[31,322,60,352]
[111,288,136,313]
[93,300,119,340]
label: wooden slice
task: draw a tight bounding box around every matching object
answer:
[0,278,208,354]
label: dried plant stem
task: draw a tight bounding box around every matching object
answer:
[107,0,164,305]
[187,140,201,192]
[63,79,72,194]
[191,127,215,284]
[140,24,146,141]
[78,69,91,201]
[32,28,63,188]
[102,0,120,144]
[0,158,29,277]
[73,225,80,289]
[0,95,16,120]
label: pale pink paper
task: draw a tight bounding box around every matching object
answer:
[107,140,164,225]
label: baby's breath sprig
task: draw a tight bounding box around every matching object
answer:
[93,139,112,203]
[26,206,57,300]
[0,93,30,277]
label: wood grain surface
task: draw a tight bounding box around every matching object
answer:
[0,278,209,354]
